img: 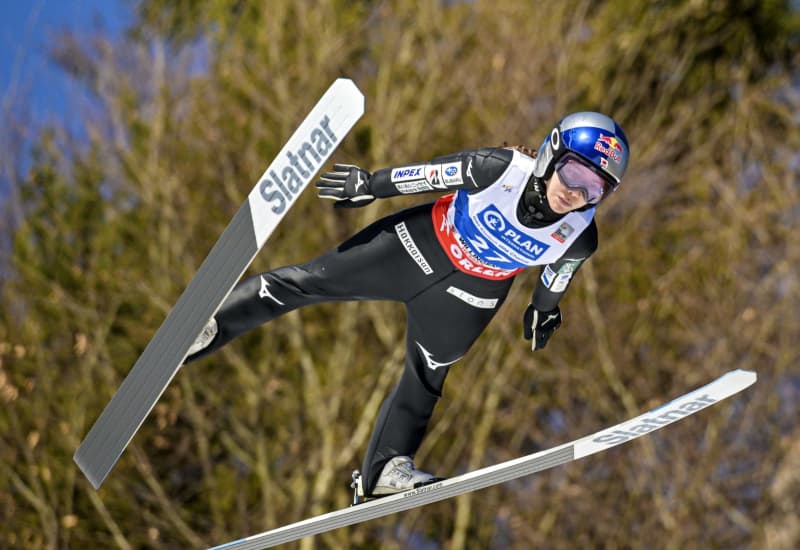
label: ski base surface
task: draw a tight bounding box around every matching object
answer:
[210,369,756,550]
[74,79,365,489]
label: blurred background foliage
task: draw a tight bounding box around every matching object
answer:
[1,0,799,548]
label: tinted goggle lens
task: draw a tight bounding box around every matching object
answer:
[555,155,613,204]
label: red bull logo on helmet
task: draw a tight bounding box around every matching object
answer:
[594,134,624,163]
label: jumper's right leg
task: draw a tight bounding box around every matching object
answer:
[184,265,329,363]
[185,203,437,363]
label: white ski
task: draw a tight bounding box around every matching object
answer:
[210,369,756,550]
[74,79,365,489]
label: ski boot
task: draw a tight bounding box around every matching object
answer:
[186,317,218,358]
[351,456,444,504]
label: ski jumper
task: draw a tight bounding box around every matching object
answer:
[187,148,599,494]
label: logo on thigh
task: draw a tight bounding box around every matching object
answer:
[416,342,462,371]
[446,286,498,309]
[258,275,285,305]
[395,222,434,275]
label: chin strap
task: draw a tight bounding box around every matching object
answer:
[519,176,561,225]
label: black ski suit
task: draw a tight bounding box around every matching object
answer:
[187,147,598,494]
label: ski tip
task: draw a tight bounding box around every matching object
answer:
[332,77,361,91]
[723,369,758,388]
[331,78,365,110]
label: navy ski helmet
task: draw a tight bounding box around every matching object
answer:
[533,112,630,199]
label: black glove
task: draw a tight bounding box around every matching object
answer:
[316,164,376,208]
[523,305,562,351]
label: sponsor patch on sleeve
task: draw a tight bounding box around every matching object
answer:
[397,180,434,193]
[426,167,443,189]
[541,265,557,288]
[391,166,426,182]
[557,259,584,274]
[542,263,577,292]
[441,162,463,187]
[392,165,435,194]
[551,272,573,293]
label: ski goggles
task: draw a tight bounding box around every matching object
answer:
[554,153,614,204]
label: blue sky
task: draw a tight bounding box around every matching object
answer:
[0,0,132,206]
[1,0,131,125]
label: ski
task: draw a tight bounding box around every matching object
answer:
[210,369,756,550]
[74,79,365,489]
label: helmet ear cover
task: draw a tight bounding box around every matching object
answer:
[550,127,561,152]
[539,127,562,181]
